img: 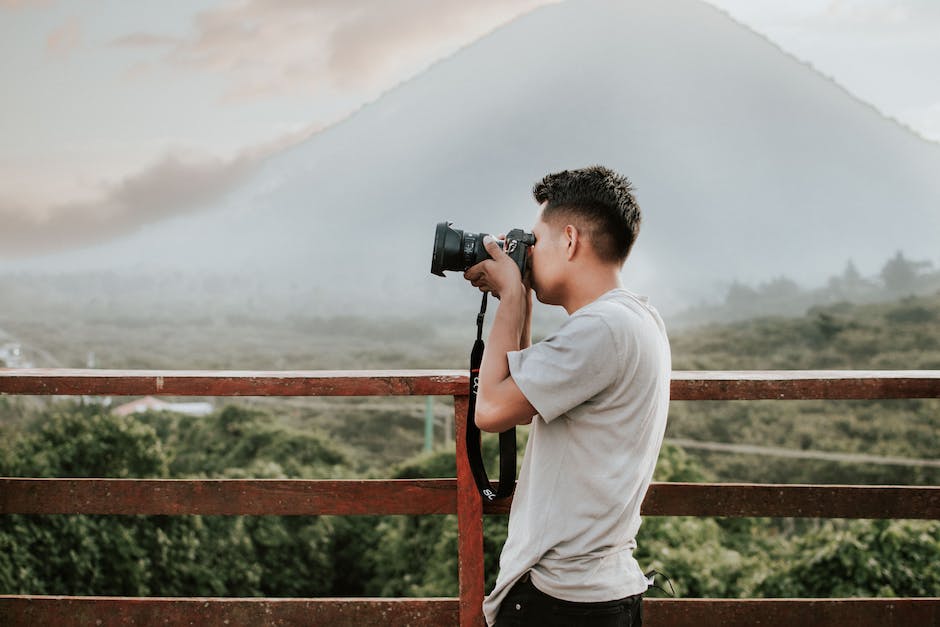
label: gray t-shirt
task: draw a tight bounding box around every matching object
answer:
[482,288,671,625]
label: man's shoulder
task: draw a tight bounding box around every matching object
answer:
[575,290,670,357]
[577,290,660,328]
[539,290,667,355]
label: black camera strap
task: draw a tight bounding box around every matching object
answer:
[466,292,517,502]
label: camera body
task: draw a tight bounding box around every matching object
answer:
[431,221,535,278]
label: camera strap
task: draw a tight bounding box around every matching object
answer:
[466,292,517,502]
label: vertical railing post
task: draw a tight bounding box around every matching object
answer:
[454,394,485,626]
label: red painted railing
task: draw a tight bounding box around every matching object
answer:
[1,369,939,626]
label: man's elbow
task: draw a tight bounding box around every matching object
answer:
[474,397,510,433]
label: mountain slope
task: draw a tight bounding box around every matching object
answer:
[14,0,940,316]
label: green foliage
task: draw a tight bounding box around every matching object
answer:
[653,442,711,483]
[366,513,458,596]
[166,406,347,479]
[636,516,756,598]
[638,440,940,599]
[666,399,940,486]
[0,402,346,596]
[332,433,522,597]
[673,292,940,371]
[242,516,335,596]
[5,403,167,478]
[756,520,940,597]
[668,293,940,486]
[639,443,766,598]
[327,516,386,595]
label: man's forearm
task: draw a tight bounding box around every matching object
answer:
[473,284,538,432]
[480,286,527,391]
[465,237,537,431]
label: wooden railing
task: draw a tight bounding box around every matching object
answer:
[1,369,939,626]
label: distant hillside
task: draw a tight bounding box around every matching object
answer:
[671,291,940,371]
[9,0,940,319]
[673,250,940,326]
[667,291,940,487]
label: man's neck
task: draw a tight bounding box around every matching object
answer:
[560,265,623,315]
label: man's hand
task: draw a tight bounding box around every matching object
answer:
[463,235,524,300]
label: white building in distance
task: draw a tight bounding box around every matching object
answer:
[113,396,213,417]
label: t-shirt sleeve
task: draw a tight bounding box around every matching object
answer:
[507,312,620,423]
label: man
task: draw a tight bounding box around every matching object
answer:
[463,166,671,626]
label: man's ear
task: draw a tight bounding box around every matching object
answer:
[564,224,580,261]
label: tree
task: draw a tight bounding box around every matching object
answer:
[756,520,940,597]
[827,259,874,300]
[725,281,759,309]
[880,251,932,295]
[758,276,801,301]
[0,403,343,596]
[349,433,523,596]
[6,404,168,479]
[0,404,180,595]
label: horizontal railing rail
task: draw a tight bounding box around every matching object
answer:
[3,368,940,399]
[1,368,939,626]
[1,596,938,627]
[2,478,938,519]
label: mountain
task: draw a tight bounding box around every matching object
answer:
[10,0,940,319]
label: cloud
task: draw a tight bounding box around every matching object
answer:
[45,15,82,59]
[0,126,318,258]
[127,0,558,102]
[112,32,181,47]
[2,2,561,257]
[0,0,52,8]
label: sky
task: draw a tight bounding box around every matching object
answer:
[0,0,557,248]
[1,0,939,258]
[705,0,940,141]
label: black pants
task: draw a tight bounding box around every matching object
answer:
[494,574,643,627]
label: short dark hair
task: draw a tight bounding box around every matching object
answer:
[532,165,641,264]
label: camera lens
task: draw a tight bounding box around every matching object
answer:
[431,222,461,276]
[431,221,490,276]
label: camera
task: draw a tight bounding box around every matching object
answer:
[430,221,535,278]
